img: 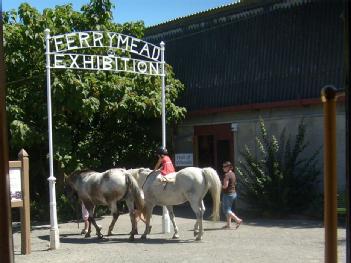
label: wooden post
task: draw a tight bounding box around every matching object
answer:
[9,150,31,255]
[19,149,30,254]
[0,5,14,263]
[321,86,338,263]
[343,1,350,262]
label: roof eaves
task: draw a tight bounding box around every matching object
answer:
[148,1,240,28]
[145,0,311,35]
[146,0,275,32]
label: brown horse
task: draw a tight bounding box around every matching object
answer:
[67,168,144,241]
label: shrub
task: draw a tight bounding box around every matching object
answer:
[236,118,320,216]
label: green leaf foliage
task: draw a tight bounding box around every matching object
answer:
[4,0,186,221]
[236,118,320,216]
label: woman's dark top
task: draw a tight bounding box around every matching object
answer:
[222,171,236,194]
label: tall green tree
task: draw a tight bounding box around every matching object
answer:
[3,0,186,220]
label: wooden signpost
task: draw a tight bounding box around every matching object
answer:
[9,149,30,255]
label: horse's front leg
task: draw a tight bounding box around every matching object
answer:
[88,216,103,239]
[193,221,199,237]
[141,204,154,240]
[107,203,120,236]
[167,206,179,239]
[83,203,101,238]
[125,200,138,241]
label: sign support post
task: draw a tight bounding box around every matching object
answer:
[9,149,31,254]
[44,29,60,250]
[160,41,171,233]
[44,29,169,241]
[19,150,30,254]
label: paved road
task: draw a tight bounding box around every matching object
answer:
[13,206,346,263]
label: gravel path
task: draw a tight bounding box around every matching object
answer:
[13,206,346,263]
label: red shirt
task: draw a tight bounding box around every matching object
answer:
[160,155,175,175]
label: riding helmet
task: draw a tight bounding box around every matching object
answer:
[156,146,168,155]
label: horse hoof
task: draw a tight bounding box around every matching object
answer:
[97,234,104,239]
[194,231,199,237]
[195,236,202,241]
[172,234,179,239]
[147,226,152,234]
[107,232,113,236]
[129,235,135,242]
[84,233,91,238]
[140,234,147,240]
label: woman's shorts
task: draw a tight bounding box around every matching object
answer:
[222,192,237,216]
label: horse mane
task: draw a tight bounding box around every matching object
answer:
[70,169,94,175]
[68,169,97,185]
[125,168,151,184]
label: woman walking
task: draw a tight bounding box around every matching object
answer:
[221,161,242,229]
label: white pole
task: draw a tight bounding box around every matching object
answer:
[160,41,170,234]
[44,29,60,249]
[161,42,166,147]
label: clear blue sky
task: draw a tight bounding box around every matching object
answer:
[3,0,236,27]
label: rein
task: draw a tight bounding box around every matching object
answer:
[142,170,156,189]
[121,173,130,200]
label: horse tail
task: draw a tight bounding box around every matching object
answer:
[202,167,221,221]
[125,173,144,211]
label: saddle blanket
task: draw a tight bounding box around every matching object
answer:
[157,172,176,183]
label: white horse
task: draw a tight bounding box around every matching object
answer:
[67,168,144,241]
[127,167,221,241]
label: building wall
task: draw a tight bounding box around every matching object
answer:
[173,103,346,191]
[146,1,345,111]
[145,0,347,193]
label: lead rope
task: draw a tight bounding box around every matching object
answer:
[76,202,80,230]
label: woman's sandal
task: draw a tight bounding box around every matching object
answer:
[235,220,242,229]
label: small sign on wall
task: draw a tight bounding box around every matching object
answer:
[10,168,22,201]
[175,153,193,167]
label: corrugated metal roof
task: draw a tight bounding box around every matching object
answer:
[147,1,241,29]
[146,0,313,34]
[145,0,344,112]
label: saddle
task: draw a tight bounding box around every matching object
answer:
[158,172,176,183]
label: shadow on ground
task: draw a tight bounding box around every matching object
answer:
[37,232,196,245]
[153,202,327,229]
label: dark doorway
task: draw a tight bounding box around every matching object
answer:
[194,123,234,174]
[194,122,234,184]
[216,139,231,179]
[194,123,234,208]
[198,135,214,168]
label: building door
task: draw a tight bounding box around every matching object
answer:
[194,123,234,178]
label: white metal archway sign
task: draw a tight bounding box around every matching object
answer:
[44,29,169,249]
